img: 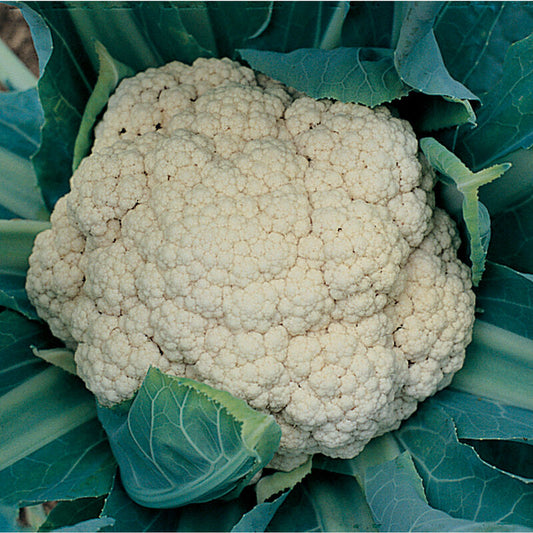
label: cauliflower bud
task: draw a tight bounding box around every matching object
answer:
[26,57,475,470]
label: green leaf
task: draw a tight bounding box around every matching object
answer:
[435,2,533,100]
[395,403,533,527]
[205,2,274,58]
[267,469,377,532]
[39,497,106,532]
[0,146,48,221]
[0,310,116,507]
[394,2,477,101]
[256,457,312,504]
[0,272,40,320]
[363,451,529,532]
[30,4,96,211]
[451,320,533,412]
[475,262,533,338]
[66,2,213,71]
[238,47,410,107]
[0,310,52,396]
[420,137,511,284]
[245,1,349,52]
[0,219,50,275]
[97,367,281,509]
[72,42,134,170]
[100,476,181,532]
[457,33,533,170]
[488,185,533,273]
[32,346,77,375]
[433,390,533,443]
[231,491,288,533]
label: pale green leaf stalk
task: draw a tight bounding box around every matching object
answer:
[0,37,37,91]
[32,346,77,375]
[72,41,134,170]
[0,366,96,472]
[420,137,511,285]
[0,219,50,275]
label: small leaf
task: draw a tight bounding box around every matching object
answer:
[97,367,281,509]
[256,456,312,504]
[72,42,134,170]
[231,491,288,533]
[239,47,410,107]
[420,137,511,284]
[32,347,77,375]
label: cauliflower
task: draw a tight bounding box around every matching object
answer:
[26,57,475,470]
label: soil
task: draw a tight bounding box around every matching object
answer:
[0,3,40,83]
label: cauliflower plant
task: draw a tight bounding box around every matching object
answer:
[26,57,475,470]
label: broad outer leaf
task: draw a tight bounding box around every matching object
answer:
[457,33,533,170]
[435,2,533,100]
[433,390,533,443]
[363,452,515,532]
[31,4,96,211]
[239,47,409,107]
[0,310,116,507]
[475,261,533,338]
[394,2,477,101]
[97,367,281,509]
[395,403,533,527]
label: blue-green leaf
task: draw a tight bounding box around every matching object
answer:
[435,2,533,100]
[97,367,281,509]
[245,1,349,52]
[475,261,533,338]
[238,47,409,107]
[395,403,533,527]
[363,452,525,532]
[394,2,477,101]
[0,310,116,507]
[456,33,533,170]
[433,390,533,443]
[267,469,377,532]
[231,491,288,533]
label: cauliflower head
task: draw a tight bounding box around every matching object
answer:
[26,57,475,470]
